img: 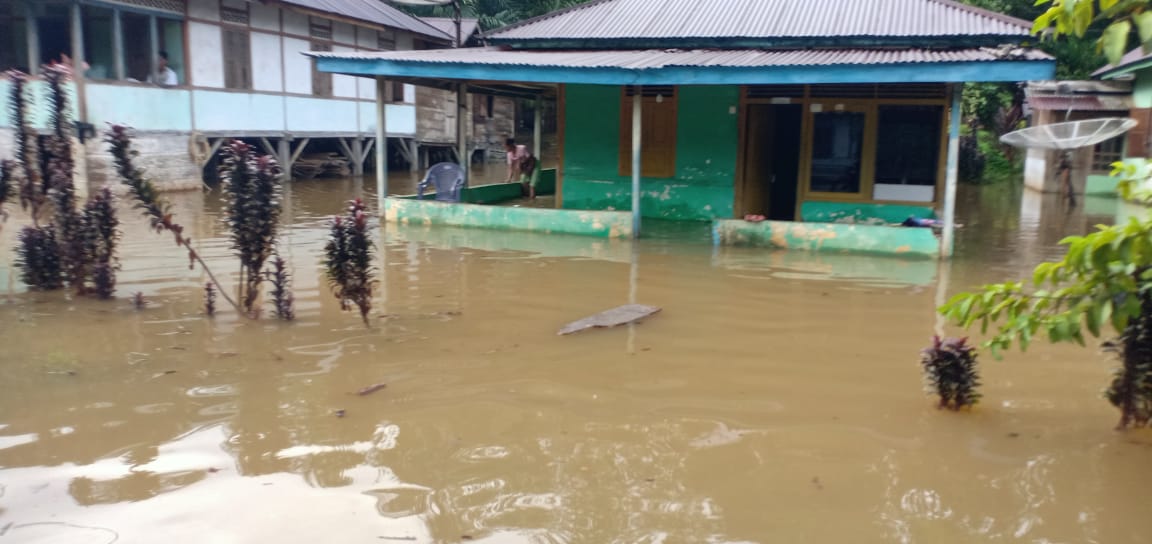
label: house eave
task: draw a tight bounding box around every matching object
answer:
[487,35,1033,50]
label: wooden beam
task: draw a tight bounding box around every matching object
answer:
[336,137,354,161]
[941,83,961,259]
[259,137,277,158]
[289,137,310,167]
[375,77,388,208]
[25,0,39,76]
[631,91,642,238]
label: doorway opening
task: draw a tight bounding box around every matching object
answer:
[741,104,802,221]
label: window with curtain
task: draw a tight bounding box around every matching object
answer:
[809,110,865,193]
[222,28,251,90]
[619,86,678,179]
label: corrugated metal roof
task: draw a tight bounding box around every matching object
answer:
[275,0,450,40]
[422,17,481,41]
[1027,95,1132,112]
[310,46,1051,69]
[1093,47,1152,78]
[487,0,1030,43]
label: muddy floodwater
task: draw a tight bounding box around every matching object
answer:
[1,178,1151,543]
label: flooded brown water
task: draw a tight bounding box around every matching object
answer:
[1,179,1151,543]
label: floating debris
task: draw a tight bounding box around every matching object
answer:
[356,383,387,396]
[558,304,661,335]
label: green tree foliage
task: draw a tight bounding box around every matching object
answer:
[940,164,1152,428]
[1033,0,1152,66]
[398,0,594,30]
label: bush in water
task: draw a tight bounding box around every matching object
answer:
[219,141,284,315]
[324,198,375,326]
[105,125,242,315]
[82,187,119,299]
[265,254,295,321]
[15,226,62,290]
[919,336,982,411]
[204,283,217,317]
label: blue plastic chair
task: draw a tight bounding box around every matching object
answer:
[417,162,465,202]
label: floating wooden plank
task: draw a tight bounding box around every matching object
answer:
[558,304,661,336]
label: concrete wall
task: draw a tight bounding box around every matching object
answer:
[384,197,633,238]
[799,201,936,224]
[713,219,940,259]
[561,84,738,220]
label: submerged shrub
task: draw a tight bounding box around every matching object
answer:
[0,159,13,222]
[106,124,241,314]
[204,283,217,317]
[920,336,982,411]
[81,187,119,299]
[1104,293,1152,429]
[265,254,294,321]
[219,140,284,315]
[15,226,63,290]
[324,198,375,326]
[5,70,46,223]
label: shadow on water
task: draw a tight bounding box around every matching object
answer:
[0,177,1150,543]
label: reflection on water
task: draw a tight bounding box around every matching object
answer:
[1,180,1151,543]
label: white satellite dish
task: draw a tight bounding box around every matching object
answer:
[1000,118,1137,151]
[999,117,1137,207]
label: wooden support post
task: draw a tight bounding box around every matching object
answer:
[409,139,419,173]
[70,1,88,120]
[351,138,365,176]
[148,15,159,82]
[375,77,388,211]
[533,95,542,163]
[941,83,962,259]
[276,138,290,176]
[457,82,469,186]
[631,91,642,238]
[25,1,39,76]
[111,8,125,80]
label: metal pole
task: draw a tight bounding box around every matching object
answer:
[375,76,388,213]
[457,82,468,186]
[631,91,642,238]
[941,83,961,259]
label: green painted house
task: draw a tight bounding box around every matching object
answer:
[314,0,1054,256]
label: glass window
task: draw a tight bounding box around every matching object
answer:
[158,18,185,85]
[121,12,151,82]
[874,105,943,187]
[0,5,30,72]
[1093,134,1124,171]
[222,28,251,89]
[810,110,865,193]
[82,6,115,80]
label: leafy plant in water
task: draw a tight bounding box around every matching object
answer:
[324,198,375,325]
[41,66,87,294]
[219,140,284,315]
[264,254,294,321]
[15,226,62,290]
[105,124,243,315]
[940,208,1152,429]
[0,159,13,224]
[132,291,146,310]
[204,283,216,317]
[5,70,46,224]
[920,336,982,410]
[81,187,119,299]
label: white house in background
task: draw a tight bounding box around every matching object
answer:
[0,0,454,189]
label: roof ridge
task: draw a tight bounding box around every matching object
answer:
[378,3,454,40]
[486,0,618,37]
[925,0,1033,30]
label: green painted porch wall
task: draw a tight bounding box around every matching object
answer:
[1134,71,1152,109]
[561,85,739,221]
